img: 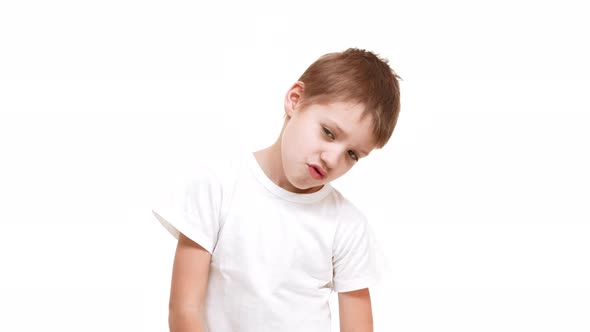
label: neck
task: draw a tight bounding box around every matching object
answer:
[253,138,286,188]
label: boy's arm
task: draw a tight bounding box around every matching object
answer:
[338,288,374,332]
[168,233,211,332]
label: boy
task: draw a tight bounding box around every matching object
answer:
[152,48,401,331]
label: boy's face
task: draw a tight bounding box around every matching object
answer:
[280,84,376,194]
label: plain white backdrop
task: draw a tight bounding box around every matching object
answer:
[1,0,589,331]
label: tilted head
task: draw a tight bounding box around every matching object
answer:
[296,48,401,149]
[276,48,401,193]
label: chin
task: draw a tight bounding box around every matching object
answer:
[289,179,309,190]
[286,176,315,192]
[297,178,325,192]
[284,166,323,192]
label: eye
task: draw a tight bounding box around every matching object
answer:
[348,150,359,162]
[322,127,335,139]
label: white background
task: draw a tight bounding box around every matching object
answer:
[1,0,589,331]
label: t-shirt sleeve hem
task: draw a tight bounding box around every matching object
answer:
[152,208,214,254]
[332,274,382,293]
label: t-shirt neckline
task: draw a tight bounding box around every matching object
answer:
[246,151,333,204]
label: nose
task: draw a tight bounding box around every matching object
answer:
[320,144,347,171]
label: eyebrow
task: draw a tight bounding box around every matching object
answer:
[328,121,371,157]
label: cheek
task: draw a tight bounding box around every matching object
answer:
[292,125,316,148]
[282,126,303,162]
[332,164,353,179]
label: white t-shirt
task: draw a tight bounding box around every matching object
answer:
[152,151,384,332]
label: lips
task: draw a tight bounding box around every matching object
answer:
[308,163,327,180]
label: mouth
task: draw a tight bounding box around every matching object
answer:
[308,164,326,180]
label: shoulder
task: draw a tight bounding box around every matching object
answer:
[326,187,368,225]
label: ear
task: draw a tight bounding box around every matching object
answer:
[284,81,305,118]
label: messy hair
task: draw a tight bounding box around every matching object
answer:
[297,48,401,148]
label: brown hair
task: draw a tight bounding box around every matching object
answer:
[297,48,401,148]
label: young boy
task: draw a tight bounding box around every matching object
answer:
[152,48,401,332]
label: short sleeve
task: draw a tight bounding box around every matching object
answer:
[151,164,224,254]
[332,212,387,293]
